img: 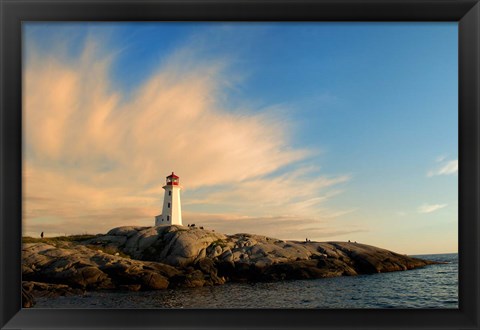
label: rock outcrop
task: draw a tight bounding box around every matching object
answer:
[103,226,227,266]
[22,239,225,296]
[83,226,435,279]
[22,225,438,306]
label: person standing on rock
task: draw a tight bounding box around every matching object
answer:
[40,232,44,239]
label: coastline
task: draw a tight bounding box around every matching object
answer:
[30,253,458,309]
[22,225,440,307]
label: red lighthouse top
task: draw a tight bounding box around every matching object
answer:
[166,172,179,185]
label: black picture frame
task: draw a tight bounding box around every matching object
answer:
[1,0,479,329]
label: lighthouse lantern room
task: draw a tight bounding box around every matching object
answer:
[155,172,183,226]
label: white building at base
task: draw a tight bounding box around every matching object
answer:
[155,172,183,226]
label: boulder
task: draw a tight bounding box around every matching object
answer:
[169,269,206,288]
[139,271,169,290]
[107,226,149,237]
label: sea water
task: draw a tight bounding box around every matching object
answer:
[34,253,458,309]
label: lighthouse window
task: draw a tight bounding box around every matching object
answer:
[169,191,171,196]
[168,202,170,208]
[167,216,170,221]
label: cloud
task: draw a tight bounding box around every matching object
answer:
[24,40,308,188]
[435,155,447,163]
[427,159,458,177]
[184,168,351,217]
[23,35,350,237]
[182,213,364,241]
[418,203,447,214]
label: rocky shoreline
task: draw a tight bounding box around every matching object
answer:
[22,225,438,307]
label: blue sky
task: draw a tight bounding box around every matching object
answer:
[23,22,458,254]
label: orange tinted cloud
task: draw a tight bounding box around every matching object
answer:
[23,38,350,237]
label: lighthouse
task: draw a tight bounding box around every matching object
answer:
[155,172,183,226]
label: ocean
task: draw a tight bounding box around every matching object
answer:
[34,253,458,309]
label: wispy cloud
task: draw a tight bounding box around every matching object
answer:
[427,158,458,177]
[182,213,364,241]
[418,203,447,214]
[23,36,350,237]
[184,168,351,217]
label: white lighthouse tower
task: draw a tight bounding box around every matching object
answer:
[155,172,183,226]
